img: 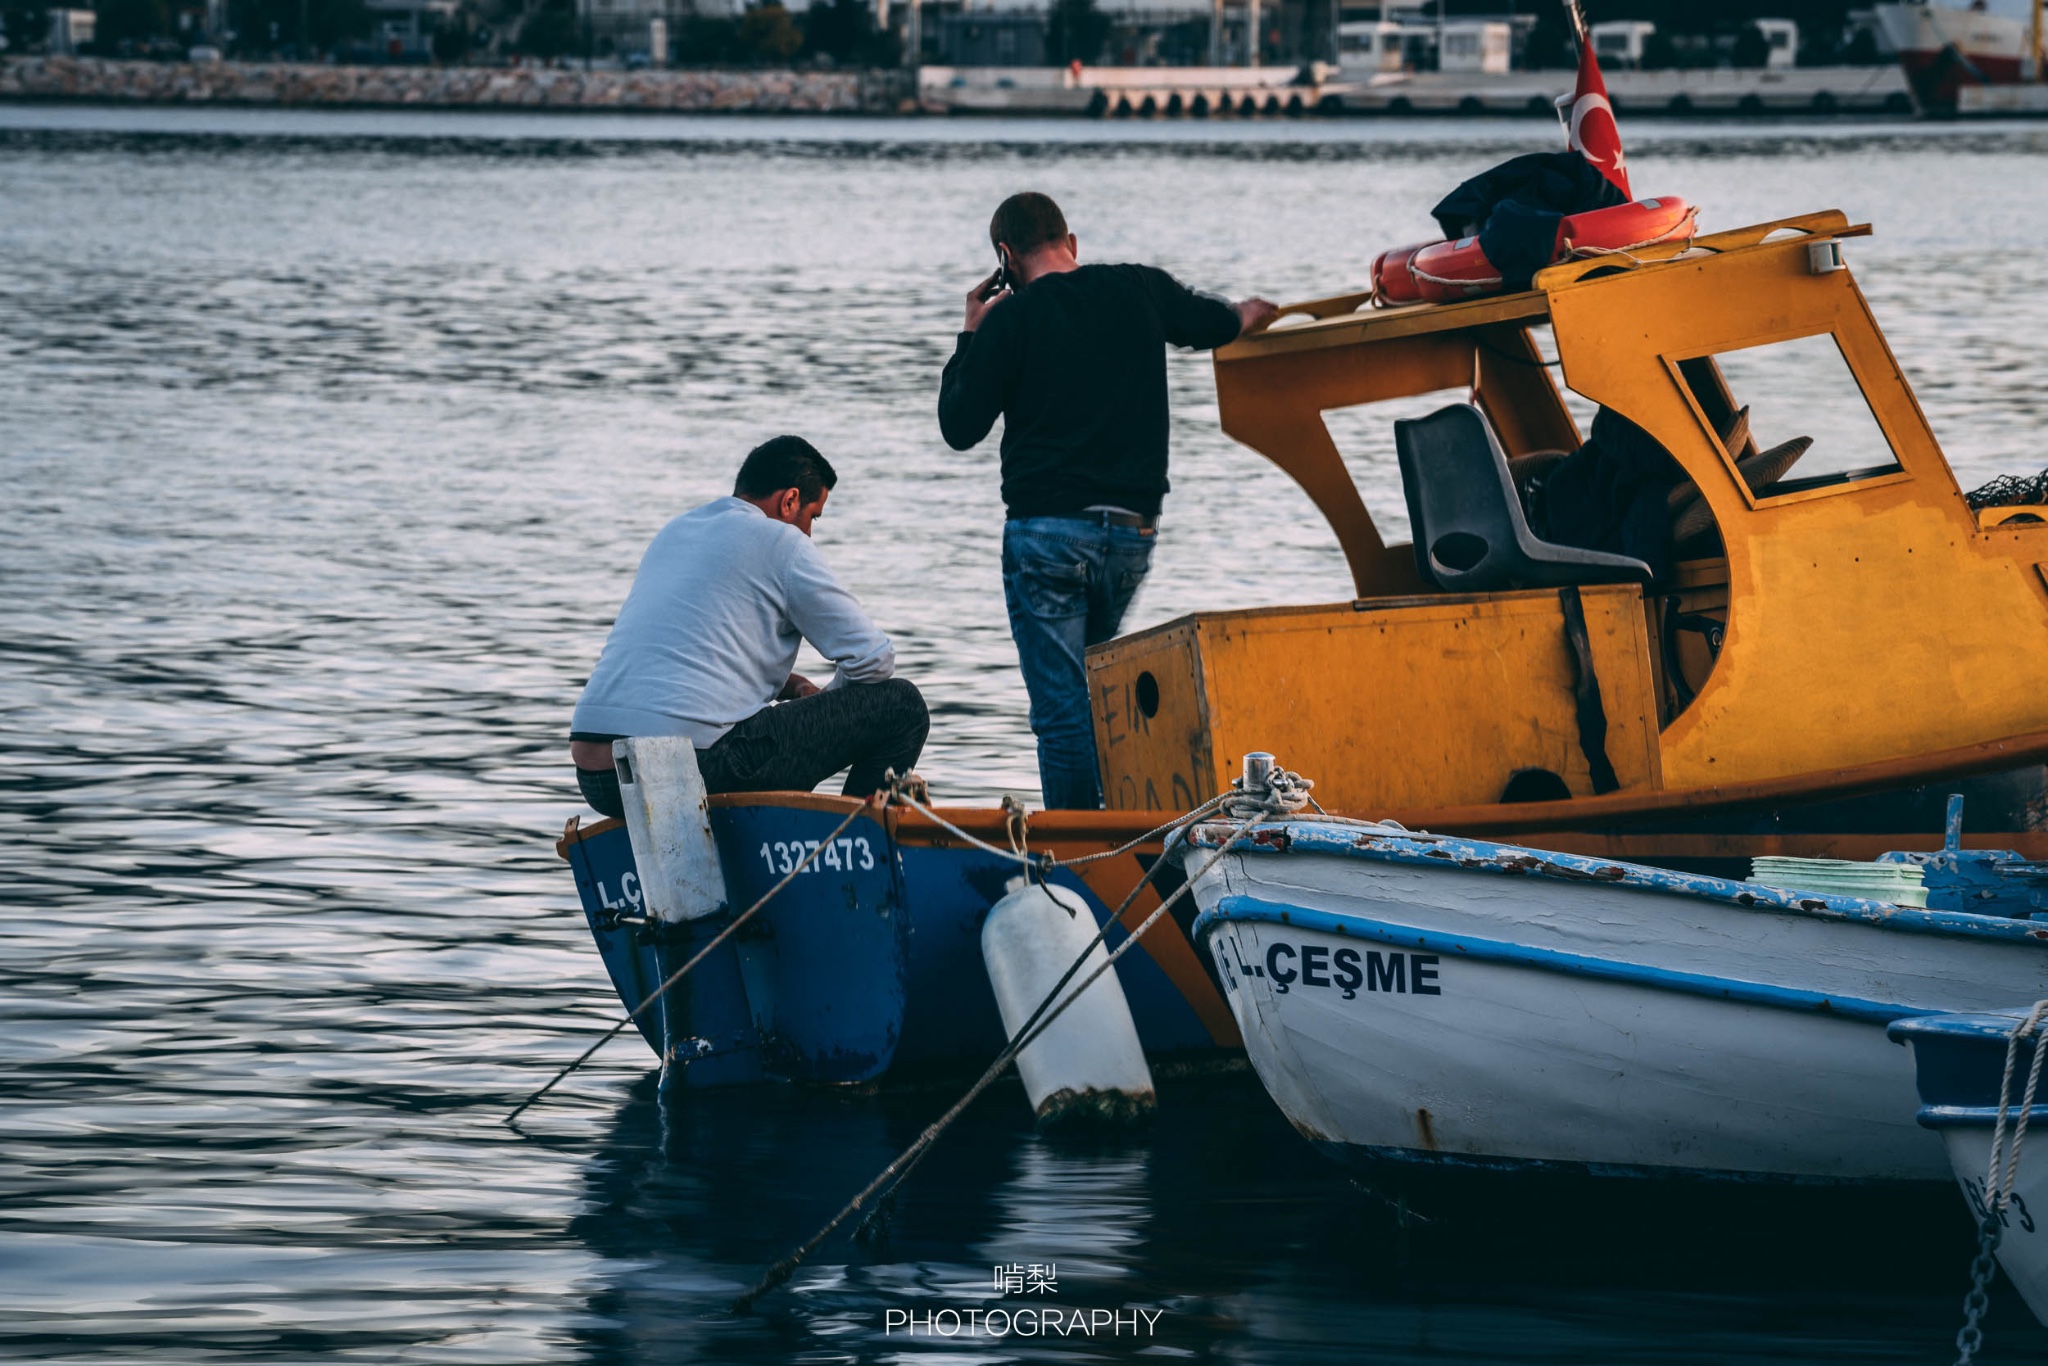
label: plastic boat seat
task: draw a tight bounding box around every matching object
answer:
[1395,403,1655,593]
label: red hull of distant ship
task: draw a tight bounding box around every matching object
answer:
[1875,1,2036,107]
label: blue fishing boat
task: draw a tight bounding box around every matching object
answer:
[556,793,1239,1089]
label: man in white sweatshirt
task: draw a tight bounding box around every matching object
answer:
[569,436,928,818]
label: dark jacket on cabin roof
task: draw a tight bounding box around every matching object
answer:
[937,262,1243,521]
[1430,150,1630,292]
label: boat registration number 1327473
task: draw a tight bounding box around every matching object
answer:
[758,838,877,876]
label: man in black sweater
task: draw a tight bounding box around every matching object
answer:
[938,192,1275,809]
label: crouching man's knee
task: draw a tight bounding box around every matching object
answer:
[876,677,931,731]
[858,678,930,765]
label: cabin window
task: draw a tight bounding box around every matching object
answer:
[1674,332,1904,502]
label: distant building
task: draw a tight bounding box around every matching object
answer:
[939,0,1218,67]
[360,0,456,57]
[577,0,693,53]
[1338,9,1531,74]
[1589,19,1654,69]
[47,8,95,53]
[1336,18,1401,70]
[937,11,1044,64]
[1755,17,1799,68]
[1437,19,1506,73]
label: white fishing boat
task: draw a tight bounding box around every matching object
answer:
[1892,1006,2048,1324]
[1184,775,2048,1183]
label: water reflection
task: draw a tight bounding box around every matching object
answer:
[551,1070,2048,1364]
[980,1139,1151,1285]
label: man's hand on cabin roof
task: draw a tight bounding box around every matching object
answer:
[1234,297,1280,336]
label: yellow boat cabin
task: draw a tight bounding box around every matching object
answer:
[1086,210,2048,848]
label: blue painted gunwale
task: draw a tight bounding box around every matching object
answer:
[1197,894,1932,1025]
[1890,1010,2048,1128]
[1891,1011,2048,1043]
[1190,820,2048,947]
[1913,1104,2048,1129]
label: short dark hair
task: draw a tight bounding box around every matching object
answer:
[989,192,1069,256]
[734,435,837,504]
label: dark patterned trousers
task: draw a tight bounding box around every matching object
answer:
[575,678,930,818]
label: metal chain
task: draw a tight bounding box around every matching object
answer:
[1954,998,2048,1366]
[1957,1219,2003,1366]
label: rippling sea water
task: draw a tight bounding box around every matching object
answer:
[4,105,2048,1362]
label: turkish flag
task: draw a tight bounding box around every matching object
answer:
[1566,37,1631,199]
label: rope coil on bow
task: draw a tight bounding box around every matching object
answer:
[1220,762,1316,819]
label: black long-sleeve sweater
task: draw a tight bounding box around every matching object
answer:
[937,262,1242,520]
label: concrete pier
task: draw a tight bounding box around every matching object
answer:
[1338,65,1914,116]
[0,55,1937,119]
[917,63,1915,117]
[1958,84,2048,116]
[918,63,1325,117]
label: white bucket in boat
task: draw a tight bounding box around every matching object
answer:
[613,735,727,924]
[981,876,1155,1128]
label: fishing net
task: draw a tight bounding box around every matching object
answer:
[1965,469,2048,510]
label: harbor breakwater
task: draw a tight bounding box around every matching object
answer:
[0,55,1929,118]
[0,56,913,113]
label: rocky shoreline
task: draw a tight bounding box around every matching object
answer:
[0,56,914,113]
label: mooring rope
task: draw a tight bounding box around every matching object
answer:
[1954,999,2048,1366]
[513,767,1300,1127]
[730,810,1268,1314]
[841,774,1317,1243]
[731,766,1318,1313]
[890,788,1236,874]
[504,786,894,1126]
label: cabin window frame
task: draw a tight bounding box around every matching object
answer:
[1660,326,1915,514]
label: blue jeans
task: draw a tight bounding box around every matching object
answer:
[1002,516,1156,810]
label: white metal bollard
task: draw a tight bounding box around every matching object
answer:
[613,736,727,925]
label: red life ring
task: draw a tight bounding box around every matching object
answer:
[1377,197,1699,305]
[1558,196,1698,257]
[1407,234,1502,302]
[1370,241,1430,305]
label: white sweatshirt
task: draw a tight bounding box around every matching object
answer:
[571,496,895,746]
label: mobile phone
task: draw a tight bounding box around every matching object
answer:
[994,246,1015,294]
